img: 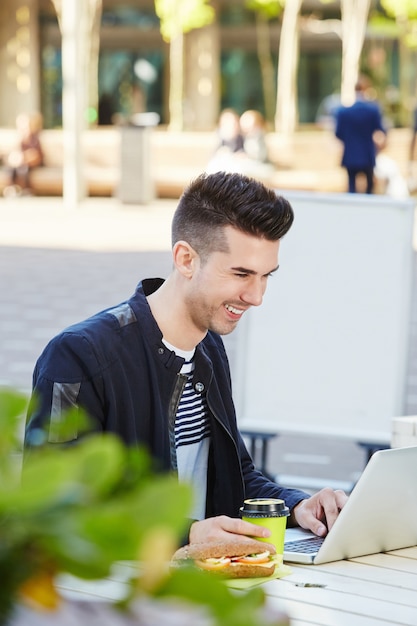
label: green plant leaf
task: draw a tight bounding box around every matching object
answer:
[0,388,27,456]
[156,566,270,626]
[0,389,277,626]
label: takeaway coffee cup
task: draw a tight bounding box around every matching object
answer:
[240,498,289,561]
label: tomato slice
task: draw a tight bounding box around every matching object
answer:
[195,556,231,571]
[232,550,271,564]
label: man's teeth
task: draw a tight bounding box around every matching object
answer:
[225,304,243,315]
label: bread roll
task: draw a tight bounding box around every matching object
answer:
[172,538,277,578]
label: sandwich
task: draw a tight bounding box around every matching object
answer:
[171,538,277,578]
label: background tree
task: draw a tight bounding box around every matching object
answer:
[154,0,215,130]
[49,0,103,205]
[245,0,304,135]
[50,0,103,124]
[339,0,371,105]
[245,0,283,128]
[378,0,417,125]
[380,0,417,43]
[274,0,373,134]
[274,0,303,134]
[304,1,371,105]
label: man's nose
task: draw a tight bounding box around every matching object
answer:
[241,279,265,307]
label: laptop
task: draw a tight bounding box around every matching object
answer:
[283,445,417,565]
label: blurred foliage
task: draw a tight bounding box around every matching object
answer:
[156,565,273,626]
[244,0,283,21]
[0,387,191,621]
[154,0,215,42]
[0,388,282,626]
[381,0,417,21]
[374,0,417,49]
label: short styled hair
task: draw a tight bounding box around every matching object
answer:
[171,171,294,260]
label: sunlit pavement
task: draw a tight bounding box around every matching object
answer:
[0,194,177,393]
[0,195,177,252]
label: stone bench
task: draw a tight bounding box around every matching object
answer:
[0,127,213,198]
[1,126,409,199]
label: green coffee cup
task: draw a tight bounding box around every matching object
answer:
[240,498,289,560]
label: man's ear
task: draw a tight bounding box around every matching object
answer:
[173,241,199,278]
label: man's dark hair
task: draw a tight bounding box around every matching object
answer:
[172,171,294,260]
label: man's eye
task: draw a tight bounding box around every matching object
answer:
[235,273,248,278]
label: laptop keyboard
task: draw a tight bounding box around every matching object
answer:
[284,536,324,554]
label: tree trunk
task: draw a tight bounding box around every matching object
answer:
[168,32,184,130]
[168,6,184,131]
[51,0,88,204]
[274,0,303,134]
[50,0,102,125]
[87,1,103,125]
[340,0,371,105]
[254,12,275,129]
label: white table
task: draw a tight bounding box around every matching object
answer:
[55,548,417,626]
[263,547,417,625]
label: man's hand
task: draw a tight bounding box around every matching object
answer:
[189,515,271,545]
[291,488,348,537]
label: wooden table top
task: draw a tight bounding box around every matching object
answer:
[56,547,417,625]
[263,546,417,625]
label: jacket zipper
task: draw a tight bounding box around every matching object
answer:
[168,372,188,470]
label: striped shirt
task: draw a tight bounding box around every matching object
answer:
[163,341,211,520]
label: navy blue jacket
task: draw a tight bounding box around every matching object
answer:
[25,278,309,518]
[335,98,385,169]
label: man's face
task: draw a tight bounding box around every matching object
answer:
[185,225,280,337]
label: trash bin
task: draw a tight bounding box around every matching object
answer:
[118,112,160,205]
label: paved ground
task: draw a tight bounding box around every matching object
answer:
[1,193,416,493]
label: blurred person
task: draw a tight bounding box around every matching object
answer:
[25,171,348,546]
[98,92,116,125]
[239,109,275,178]
[207,109,275,180]
[374,130,409,199]
[315,93,342,130]
[206,108,246,174]
[335,76,386,194]
[240,109,270,164]
[3,112,44,197]
[213,107,245,154]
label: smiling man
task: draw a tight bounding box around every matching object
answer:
[25,171,347,546]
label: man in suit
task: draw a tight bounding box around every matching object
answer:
[335,76,386,194]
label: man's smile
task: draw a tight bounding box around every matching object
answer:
[225,304,245,317]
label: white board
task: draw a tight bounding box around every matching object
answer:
[234,191,415,444]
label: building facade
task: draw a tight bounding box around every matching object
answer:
[0,0,408,130]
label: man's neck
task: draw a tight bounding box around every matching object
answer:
[147,275,205,351]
